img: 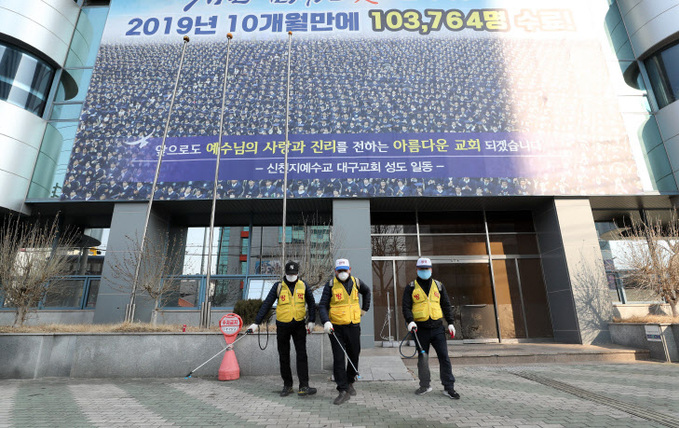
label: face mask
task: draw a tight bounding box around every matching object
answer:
[417,270,432,280]
[337,271,350,282]
[285,274,298,282]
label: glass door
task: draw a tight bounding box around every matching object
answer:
[371,259,412,342]
[372,259,499,342]
[436,261,498,342]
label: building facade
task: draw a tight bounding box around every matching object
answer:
[1,0,679,346]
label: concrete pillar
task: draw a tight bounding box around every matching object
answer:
[534,198,613,344]
[93,203,170,324]
[333,199,374,348]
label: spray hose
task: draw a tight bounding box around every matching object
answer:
[257,316,270,351]
[399,328,426,359]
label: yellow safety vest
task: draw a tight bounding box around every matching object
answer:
[411,279,443,322]
[329,276,361,325]
[276,280,307,323]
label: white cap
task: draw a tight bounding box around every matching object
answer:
[335,258,351,271]
[416,257,432,268]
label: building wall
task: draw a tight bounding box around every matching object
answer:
[534,199,613,344]
[333,199,374,347]
[0,103,48,212]
[93,203,170,324]
[0,0,80,66]
[616,0,679,58]
[0,0,81,212]
[614,0,679,190]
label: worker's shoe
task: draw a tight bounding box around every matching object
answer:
[279,386,294,397]
[347,384,356,396]
[415,386,432,395]
[333,390,350,405]
[298,386,317,396]
[443,389,460,399]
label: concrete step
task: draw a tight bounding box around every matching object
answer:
[395,342,651,366]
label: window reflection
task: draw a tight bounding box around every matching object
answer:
[0,43,55,115]
[212,278,243,307]
[645,40,679,109]
[44,279,85,308]
[596,221,664,303]
[182,227,247,275]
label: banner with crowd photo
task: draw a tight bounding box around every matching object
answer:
[62,0,645,201]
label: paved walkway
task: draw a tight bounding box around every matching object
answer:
[2,361,678,428]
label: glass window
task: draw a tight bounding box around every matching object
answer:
[418,212,485,233]
[44,279,85,308]
[80,7,110,65]
[176,227,249,275]
[180,228,207,275]
[249,226,282,274]
[419,235,488,256]
[50,103,84,121]
[517,259,553,338]
[618,276,663,302]
[249,225,334,277]
[212,278,243,307]
[245,278,277,300]
[36,4,109,199]
[54,68,93,103]
[644,41,679,109]
[162,278,199,308]
[371,212,417,234]
[86,279,100,308]
[371,235,418,257]
[489,234,539,255]
[0,43,55,115]
[371,260,397,341]
[597,220,666,304]
[492,260,527,339]
[486,211,535,233]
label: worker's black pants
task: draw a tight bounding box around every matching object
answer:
[329,323,361,391]
[415,323,456,390]
[277,320,309,388]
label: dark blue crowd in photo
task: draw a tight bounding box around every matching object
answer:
[61,35,643,201]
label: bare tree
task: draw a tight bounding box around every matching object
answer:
[283,218,343,292]
[0,216,77,326]
[614,212,679,317]
[371,224,409,294]
[109,233,185,324]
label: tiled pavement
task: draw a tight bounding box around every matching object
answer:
[1,362,678,428]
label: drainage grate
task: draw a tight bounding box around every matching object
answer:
[513,371,679,428]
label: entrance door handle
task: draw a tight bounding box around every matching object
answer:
[463,304,487,307]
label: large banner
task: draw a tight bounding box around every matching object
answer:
[63,0,644,201]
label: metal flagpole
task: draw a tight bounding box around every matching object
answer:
[125,36,190,323]
[281,31,292,269]
[201,33,234,328]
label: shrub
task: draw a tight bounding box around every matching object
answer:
[233,299,273,326]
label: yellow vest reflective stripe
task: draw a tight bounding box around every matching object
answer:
[329,276,361,325]
[276,280,307,322]
[411,279,443,322]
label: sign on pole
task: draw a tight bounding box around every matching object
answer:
[644,324,662,342]
[218,313,243,380]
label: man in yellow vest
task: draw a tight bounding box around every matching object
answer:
[248,261,317,397]
[402,257,460,399]
[319,258,371,405]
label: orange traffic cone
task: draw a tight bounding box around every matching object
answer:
[218,348,240,380]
